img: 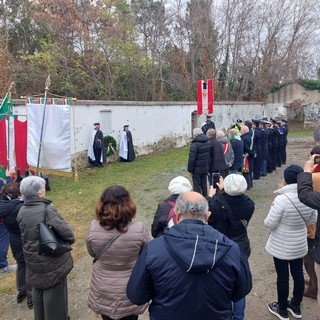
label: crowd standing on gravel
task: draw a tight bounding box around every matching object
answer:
[1,117,320,320]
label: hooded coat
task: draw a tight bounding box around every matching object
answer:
[127,219,252,320]
[264,183,317,260]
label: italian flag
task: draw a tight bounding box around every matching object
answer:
[0,95,16,173]
[0,95,28,176]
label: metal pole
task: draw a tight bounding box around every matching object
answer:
[71,98,79,182]
[0,92,8,111]
[36,75,51,176]
[4,82,14,172]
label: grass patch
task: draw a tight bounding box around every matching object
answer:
[0,146,190,293]
[288,129,313,139]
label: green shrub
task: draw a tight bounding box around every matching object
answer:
[298,79,320,91]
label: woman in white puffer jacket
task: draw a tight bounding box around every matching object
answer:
[265,165,317,320]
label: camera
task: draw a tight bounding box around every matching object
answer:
[314,156,320,165]
[212,173,220,189]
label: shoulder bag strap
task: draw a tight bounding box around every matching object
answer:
[217,195,247,230]
[283,194,306,223]
[43,205,49,224]
[93,232,122,264]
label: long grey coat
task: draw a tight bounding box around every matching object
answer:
[17,198,75,289]
[86,220,149,318]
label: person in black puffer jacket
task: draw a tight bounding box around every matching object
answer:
[208,174,255,320]
[151,176,192,238]
[188,127,211,196]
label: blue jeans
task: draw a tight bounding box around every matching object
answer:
[233,297,246,320]
[0,224,9,268]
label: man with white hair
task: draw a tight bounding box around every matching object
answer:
[127,191,252,320]
[187,128,211,196]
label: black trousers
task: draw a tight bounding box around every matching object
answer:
[280,144,287,164]
[273,257,304,310]
[192,173,208,197]
[93,146,102,166]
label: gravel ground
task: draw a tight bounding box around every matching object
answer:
[0,136,319,320]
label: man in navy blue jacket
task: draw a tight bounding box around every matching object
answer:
[127,192,252,320]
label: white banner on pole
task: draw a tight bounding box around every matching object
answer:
[27,103,71,172]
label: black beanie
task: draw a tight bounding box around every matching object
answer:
[284,165,303,184]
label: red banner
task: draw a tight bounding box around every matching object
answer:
[197,81,203,115]
[197,79,214,115]
[14,119,28,175]
[0,118,7,168]
[207,79,214,114]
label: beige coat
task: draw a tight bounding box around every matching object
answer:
[86,220,149,318]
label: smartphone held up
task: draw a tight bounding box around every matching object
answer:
[212,173,220,189]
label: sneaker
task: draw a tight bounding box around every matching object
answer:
[287,302,302,319]
[27,298,33,310]
[17,292,27,303]
[268,302,289,320]
[0,264,17,274]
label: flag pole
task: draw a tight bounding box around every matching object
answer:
[71,98,79,182]
[36,75,51,176]
[6,82,14,172]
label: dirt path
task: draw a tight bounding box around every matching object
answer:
[0,136,319,320]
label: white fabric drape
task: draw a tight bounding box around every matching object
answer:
[27,103,71,172]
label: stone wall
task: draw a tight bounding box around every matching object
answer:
[266,83,320,129]
[267,83,320,105]
[10,99,284,170]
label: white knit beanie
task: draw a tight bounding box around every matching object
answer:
[223,174,247,196]
[168,176,192,195]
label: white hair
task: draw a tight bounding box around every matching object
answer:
[216,130,225,139]
[175,193,208,220]
[193,127,202,137]
[20,176,46,199]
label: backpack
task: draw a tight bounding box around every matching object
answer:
[166,201,177,228]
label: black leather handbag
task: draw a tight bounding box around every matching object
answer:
[38,205,72,257]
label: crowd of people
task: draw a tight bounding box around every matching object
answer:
[188,116,289,196]
[1,118,320,320]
